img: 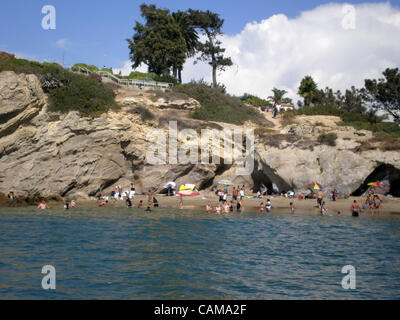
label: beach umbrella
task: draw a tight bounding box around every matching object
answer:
[368,182,384,188]
[307,182,323,190]
[163,181,176,189]
[218,180,233,186]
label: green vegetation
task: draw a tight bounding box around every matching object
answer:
[358,132,400,151]
[173,81,264,125]
[1,52,118,116]
[72,63,99,72]
[317,133,338,146]
[47,73,117,115]
[127,4,232,86]
[268,88,292,105]
[296,70,400,138]
[240,93,272,110]
[364,68,400,122]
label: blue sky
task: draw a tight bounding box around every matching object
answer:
[1,0,398,70]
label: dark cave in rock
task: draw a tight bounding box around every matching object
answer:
[352,164,400,197]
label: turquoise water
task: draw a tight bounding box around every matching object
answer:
[0,207,399,299]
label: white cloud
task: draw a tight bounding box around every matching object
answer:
[182,2,400,103]
[113,60,148,76]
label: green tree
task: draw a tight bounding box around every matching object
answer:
[188,9,232,87]
[126,4,186,77]
[363,68,400,121]
[172,10,199,83]
[298,76,318,106]
[341,86,366,114]
[268,88,288,105]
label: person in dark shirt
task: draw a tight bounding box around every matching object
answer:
[153,197,159,207]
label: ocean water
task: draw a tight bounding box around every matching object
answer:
[0,207,399,300]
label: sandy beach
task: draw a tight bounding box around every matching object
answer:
[67,193,400,216]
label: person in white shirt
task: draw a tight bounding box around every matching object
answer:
[239,188,245,200]
[276,104,281,115]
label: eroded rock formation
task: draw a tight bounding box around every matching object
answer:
[0,71,399,200]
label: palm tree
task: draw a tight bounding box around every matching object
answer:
[268,88,288,105]
[172,11,199,83]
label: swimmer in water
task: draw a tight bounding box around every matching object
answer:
[290,202,296,214]
[223,202,230,214]
[37,200,49,210]
[260,202,265,213]
[206,202,212,214]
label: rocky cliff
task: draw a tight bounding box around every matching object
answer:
[0,71,399,200]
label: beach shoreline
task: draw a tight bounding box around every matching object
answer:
[3,194,398,216]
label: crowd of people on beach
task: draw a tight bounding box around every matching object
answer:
[31,181,387,217]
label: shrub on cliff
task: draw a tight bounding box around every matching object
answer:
[317,132,338,146]
[128,106,155,121]
[47,73,117,115]
[173,81,265,125]
[1,52,119,116]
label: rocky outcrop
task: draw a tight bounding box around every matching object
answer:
[115,87,200,110]
[0,71,399,200]
[0,71,45,138]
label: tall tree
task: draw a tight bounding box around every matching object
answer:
[268,88,288,105]
[363,68,400,121]
[342,86,366,114]
[126,4,186,77]
[188,9,232,87]
[172,11,199,83]
[298,76,318,106]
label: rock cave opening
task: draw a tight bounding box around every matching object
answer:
[351,164,400,197]
[251,170,274,194]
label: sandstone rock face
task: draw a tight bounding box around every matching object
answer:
[0,71,399,200]
[0,71,45,138]
[115,87,200,110]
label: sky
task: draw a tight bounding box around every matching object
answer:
[1,0,400,102]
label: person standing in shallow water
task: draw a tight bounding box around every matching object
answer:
[206,202,212,214]
[126,197,132,208]
[320,202,327,216]
[232,187,238,201]
[316,190,324,208]
[351,200,360,217]
[236,200,243,213]
[290,202,296,214]
[147,190,153,206]
[179,195,183,209]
